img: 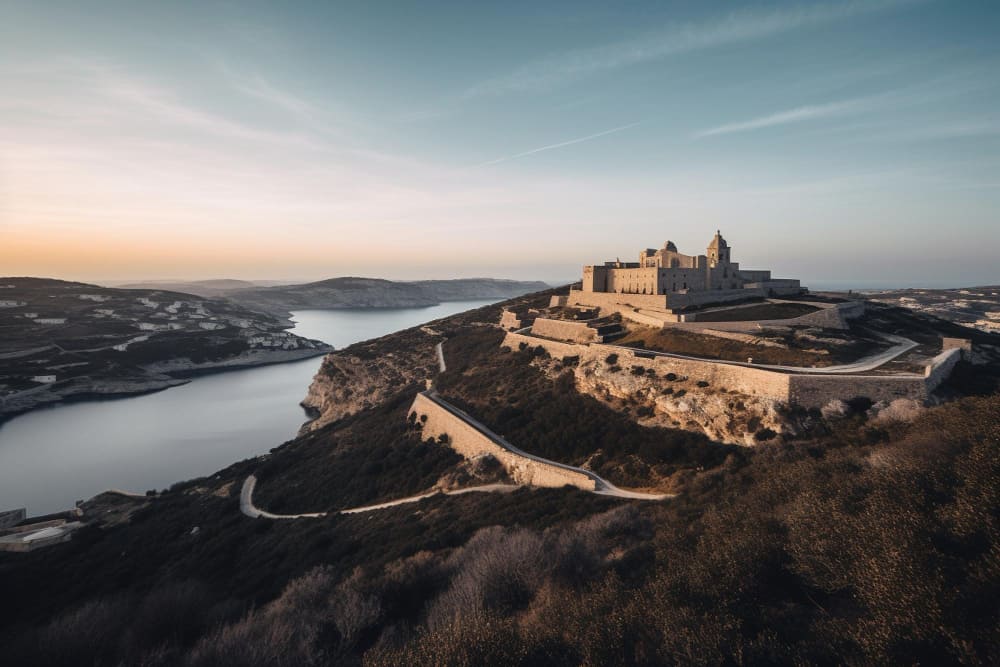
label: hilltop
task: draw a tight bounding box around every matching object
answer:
[0,285,996,665]
[114,277,551,316]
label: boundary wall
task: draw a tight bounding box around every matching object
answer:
[531,318,601,343]
[409,392,596,491]
[678,300,864,331]
[502,331,960,410]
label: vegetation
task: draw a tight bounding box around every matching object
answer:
[436,327,732,486]
[1,289,997,665]
[692,301,820,322]
[615,322,886,367]
[1,394,994,665]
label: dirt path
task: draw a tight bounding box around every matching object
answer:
[240,475,517,520]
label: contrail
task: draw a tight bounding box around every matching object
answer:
[478,121,641,166]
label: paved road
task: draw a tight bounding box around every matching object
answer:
[601,332,919,375]
[240,474,517,520]
[425,390,670,501]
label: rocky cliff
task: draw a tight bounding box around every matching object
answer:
[300,327,443,432]
[531,349,797,445]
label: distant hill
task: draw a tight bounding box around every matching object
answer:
[115,279,263,298]
[220,277,551,315]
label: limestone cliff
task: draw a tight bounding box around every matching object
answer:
[300,328,442,432]
[533,351,796,446]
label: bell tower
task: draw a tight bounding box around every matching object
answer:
[707,230,730,266]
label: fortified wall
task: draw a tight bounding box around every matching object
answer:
[679,300,866,332]
[502,331,962,410]
[408,392,596,491]
[504,331,792,402]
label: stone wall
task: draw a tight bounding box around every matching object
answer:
[925,348,962,391]
[681,300,864,331]
[567,289,669,312]
[502,330,960,410]
[530,318,600,343]
[941,337,973,359]
[408,393,596,491]
[503,332,791,402]
[787,375,927,407]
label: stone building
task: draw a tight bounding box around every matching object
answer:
[573,231,803,311]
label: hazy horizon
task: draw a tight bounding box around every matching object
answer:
[3,1,999,286]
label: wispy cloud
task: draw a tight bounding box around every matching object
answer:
[694,98,871,138]
[478,122,641,166]
[693,71,993,139]
[462,0,919,98]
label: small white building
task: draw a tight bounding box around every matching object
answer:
[34,318,66,325]
[0,300,25,308]
[31,375,57,384]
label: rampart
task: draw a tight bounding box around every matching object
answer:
[408,392,596,491]
[531,318,600,343]
[501,331,960,410]
[679,300,865,331]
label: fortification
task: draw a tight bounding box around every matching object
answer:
[571,231,804,313]
[409,392,596,491]
[502,331,964,410]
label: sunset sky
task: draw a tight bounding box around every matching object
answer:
[1,0,999,287]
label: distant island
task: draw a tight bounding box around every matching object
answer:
[118,277,552,317]
[0,278,330,421]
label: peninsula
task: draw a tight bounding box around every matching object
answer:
[0,278,330,421]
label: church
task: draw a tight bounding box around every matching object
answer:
[570,231,803,312]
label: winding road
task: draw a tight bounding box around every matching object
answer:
[241,325,670,521]
[240,475,517,519]
[601,332,920,375]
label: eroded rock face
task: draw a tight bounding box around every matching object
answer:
[535,352,795,445]
[300,330,441,432]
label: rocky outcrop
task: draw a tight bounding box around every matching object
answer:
[526,345,796,446]
[300,328,442,432]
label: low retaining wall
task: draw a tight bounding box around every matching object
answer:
[504,332,791,402]
[787,375,927,407]
[531,318,600,343]
[567,289,669,312]
[409,393,596,491]
[501,331,960,410]
[681,300,865,331]
[925,348,962,391]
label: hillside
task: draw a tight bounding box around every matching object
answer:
[220,277,551,316]
[0,278,330,420]
[114,279,263,298]
[0,288,996,665]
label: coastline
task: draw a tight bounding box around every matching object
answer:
[0,346,331,425]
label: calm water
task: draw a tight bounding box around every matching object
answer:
[0,300,495,515]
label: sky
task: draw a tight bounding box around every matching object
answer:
[1,0,999,288]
